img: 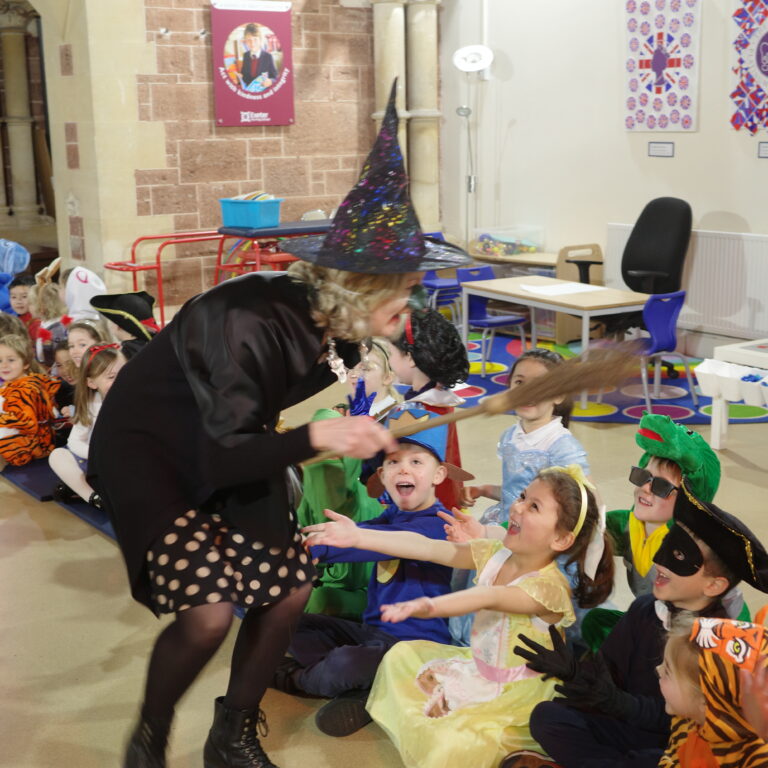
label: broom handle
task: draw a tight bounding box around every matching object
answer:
[302,402,487,466]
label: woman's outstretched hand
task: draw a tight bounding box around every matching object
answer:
[302,508,361,549]
[309,414,397,458]
[380,596,435,624]
[437,507,483,542]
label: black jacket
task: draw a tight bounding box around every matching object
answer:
[89,273,358,610]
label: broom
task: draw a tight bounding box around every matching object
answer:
[303,342,642,465]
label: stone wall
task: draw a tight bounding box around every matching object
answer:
[136,0,376,303]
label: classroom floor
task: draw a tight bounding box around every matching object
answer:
[2,381,767,768]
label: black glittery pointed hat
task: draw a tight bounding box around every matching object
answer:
[280,79,470,273]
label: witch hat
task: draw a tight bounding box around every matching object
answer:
[280,80,470,273]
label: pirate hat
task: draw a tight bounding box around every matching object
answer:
[366,406,474,498]
[90,291,159,341]
[279,80,471,274]
[666,479,768,591]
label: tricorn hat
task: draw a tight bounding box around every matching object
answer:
[279,80,471,274]
[668,479,768,592]
[90,291,159,341]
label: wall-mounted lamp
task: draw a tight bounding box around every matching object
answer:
[158,27,170,36]
[198,29,208,39]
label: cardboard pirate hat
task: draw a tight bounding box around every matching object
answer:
[90,291,159,341]
[279,80,470,273]
[668,479,768,591]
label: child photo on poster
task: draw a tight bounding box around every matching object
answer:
[212,0,294,127]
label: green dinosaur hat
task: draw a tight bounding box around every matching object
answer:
[635,413,720,502]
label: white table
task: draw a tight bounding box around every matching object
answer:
[710,338,768,449]
[460,275,648,408]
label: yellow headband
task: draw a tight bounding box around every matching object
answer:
[540,464,595,538]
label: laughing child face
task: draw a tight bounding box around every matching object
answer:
[632,457,682,528]
[377,442,447,512]
[503,477,571,557]
[652,523,730,612]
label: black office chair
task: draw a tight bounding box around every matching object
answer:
[569,197,692,375]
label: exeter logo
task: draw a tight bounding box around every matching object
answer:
[240,111,269,122]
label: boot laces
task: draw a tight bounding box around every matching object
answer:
[239,709,271,765]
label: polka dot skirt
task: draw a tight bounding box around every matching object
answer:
[146,509,315,614]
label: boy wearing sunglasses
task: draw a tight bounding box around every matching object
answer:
[578,413,748,651]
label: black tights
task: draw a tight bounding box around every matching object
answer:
[141,583,311,724]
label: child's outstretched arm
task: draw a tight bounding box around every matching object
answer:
[380,584,563,624]
[461,484,500,506]
[303,509,475,569]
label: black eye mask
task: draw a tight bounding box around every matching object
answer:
[653,524,703,576]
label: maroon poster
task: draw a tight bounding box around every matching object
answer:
[211,0,294,127]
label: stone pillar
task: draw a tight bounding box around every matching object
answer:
[405,0,440,232]
[371,0,407,156]
[0,1,42,224]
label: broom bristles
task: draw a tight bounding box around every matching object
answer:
[306,341,643,460]
[480,341,642,416]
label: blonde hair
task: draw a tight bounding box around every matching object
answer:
[287,261,413,341]
[664,629,701,693]
[74,346,121,426]
[29,283,67,321]
[0,333,43,375]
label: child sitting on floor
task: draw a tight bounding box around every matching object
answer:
[49,343,125,508]
[90,290,159,360]
[0,333,60,466]
[515,480,768,768]
[388,307,469,510]
[303,464,614,767]
[657,614,768,767]
[581,413,748,650]
[443,348,591,646]
[274,407,472,738]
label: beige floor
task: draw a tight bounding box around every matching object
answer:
[2,382,767,768]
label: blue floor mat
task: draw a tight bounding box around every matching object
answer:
[1,458,57,501]
[2,458,115,538]
[54,498,116,539]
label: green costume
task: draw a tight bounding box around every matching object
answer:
[582,414,748,650]
[295,408,384,619]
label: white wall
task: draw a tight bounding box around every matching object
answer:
[439,0,764,252]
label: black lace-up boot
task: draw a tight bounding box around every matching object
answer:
[203,697,279,768]
[123,712,170,768]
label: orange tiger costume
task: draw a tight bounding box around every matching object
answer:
[659,614,768,768]
[0,372,60,466]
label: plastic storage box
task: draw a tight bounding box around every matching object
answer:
[470,226,544,258]
[219,197,283,228]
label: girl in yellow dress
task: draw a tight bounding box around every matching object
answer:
[303,465,614,768]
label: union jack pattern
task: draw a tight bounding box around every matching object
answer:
[625,0,701,131]
[732,0,768,134]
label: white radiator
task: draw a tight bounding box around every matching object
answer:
[606,224,768,340]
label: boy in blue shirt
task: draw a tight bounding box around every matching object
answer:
[272,407,472,737]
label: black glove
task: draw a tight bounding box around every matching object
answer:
[513,624,577,681]
[347,378,377,416]
[554,652,636,720]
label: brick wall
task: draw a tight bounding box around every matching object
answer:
[137,0,375,304]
